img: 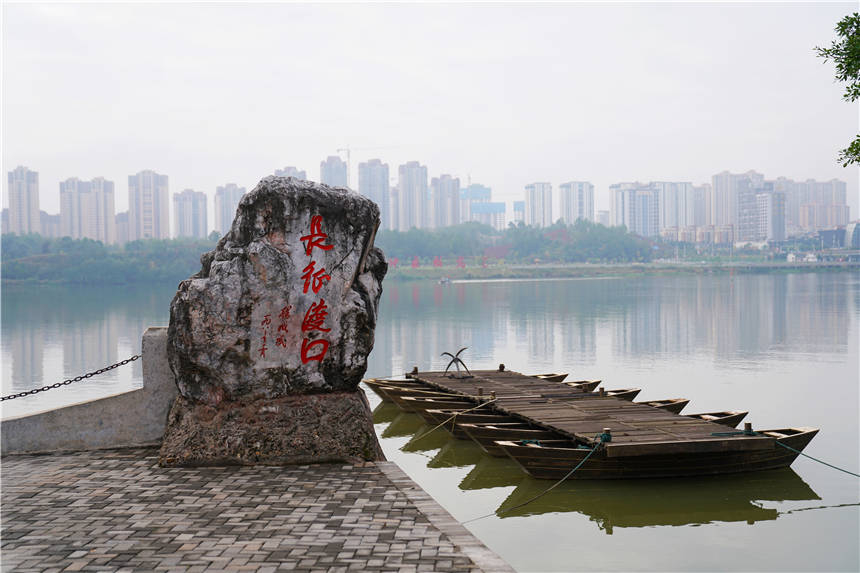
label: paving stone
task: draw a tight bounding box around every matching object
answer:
[2,448,511,572]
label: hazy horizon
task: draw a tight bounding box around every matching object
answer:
[3,2,858,226]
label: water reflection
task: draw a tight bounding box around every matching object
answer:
[496,469,820,533]
[367,274,853,377]
[1,284,176,401]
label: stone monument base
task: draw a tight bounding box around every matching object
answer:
[158,390,384,467]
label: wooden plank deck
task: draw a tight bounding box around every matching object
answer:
[406,369,774,457]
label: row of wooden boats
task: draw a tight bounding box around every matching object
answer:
[364,372,818,480]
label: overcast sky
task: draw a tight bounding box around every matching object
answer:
[3,2,858,224]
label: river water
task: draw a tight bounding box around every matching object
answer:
[2,272,858,572]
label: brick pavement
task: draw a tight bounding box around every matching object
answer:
[1,448,513,573]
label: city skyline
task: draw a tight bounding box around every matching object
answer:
[2,3,857,220]
[2,162,852,243]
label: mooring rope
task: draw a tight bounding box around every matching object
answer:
[773,441,860,478]
[407,398,499,445]
[462,436,604,525]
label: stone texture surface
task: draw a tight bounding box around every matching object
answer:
[160,392,383,467]
[162,177,387,466]
[169,177,386,403]
[1,448,513,572]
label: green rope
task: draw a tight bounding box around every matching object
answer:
[711,431,860,478]
[774,441,860,478]
[462,436,603,525]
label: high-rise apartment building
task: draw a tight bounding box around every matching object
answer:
[524,182,552,227]
[128,170,169,240]
[7,166,40,235]
[60,177,116,243]
[275,166,307,180]
[214,183,246,234]
[320,156,348,187]
[174,189,208,239]
[358,159,390,227]
[779,178,849,233]
[559,181,594,224]
[651,182,694,230]
[460,184,492,223]
[611,182,660,237]
[397,161,428,231]
[710,170,764,227]
[756,191,786,242]
[430,174,460,228]
[692,184,711,227]
[470,202,506,231]
[388,186,400,231]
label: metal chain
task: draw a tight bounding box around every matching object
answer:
[1,355,141,401]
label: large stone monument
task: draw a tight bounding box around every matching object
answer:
[160,177,387,466]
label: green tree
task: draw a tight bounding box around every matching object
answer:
[816,12,860,166]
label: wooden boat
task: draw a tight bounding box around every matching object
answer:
[363,378,433,400]
[494,427,819,480]
[533,373,568,382]
[424,408,519,426]
[685,411,748,428]
[419,408,519,437]
[460,422,563,457]
[395,395,479,413]
[605,388,641,401]
[635,398,690,414]
[565,380,601,392]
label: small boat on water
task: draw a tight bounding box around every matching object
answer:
[395,395,477,413]
[685,411,748,427]
[565,380,601,392]
[533,373,568,382]
[460,422,561,457]
[494,427,819,480]
[635,398,690,414]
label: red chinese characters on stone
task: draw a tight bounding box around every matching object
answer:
[275,305,291,348]
[300,215,333,257]
[301,338,329,363]
[259,314,272,358]
[301,299,331,333]
[301,299,331,363]
[298,215,333,365]
[301,261,330,294]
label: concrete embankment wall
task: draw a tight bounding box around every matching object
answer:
[1,327,177,455]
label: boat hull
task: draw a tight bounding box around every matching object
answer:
[495,428,819,480]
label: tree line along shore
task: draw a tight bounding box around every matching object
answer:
[1,221,847,286]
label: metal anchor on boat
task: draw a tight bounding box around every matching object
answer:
[442,347,473,379]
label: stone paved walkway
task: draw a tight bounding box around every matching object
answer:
[1,448,512,573]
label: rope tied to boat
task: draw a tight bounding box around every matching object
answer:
[710,430,860,478]
[408,398,499,445]
[462,434,605,525]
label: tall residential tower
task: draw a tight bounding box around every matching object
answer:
[128,170,169,240]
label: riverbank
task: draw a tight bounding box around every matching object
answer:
[385,260,860,282]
